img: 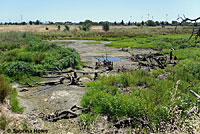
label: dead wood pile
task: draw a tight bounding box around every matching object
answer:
[130,52,177,69]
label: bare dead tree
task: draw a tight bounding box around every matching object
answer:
[175,15,200,43]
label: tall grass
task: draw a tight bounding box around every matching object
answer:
[0,75,11,103]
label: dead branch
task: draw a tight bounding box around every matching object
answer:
[190,90,200,99]
[67,72,81,85]
[175,15,200,42]
[39,105,90,122]
[95,56,114,71]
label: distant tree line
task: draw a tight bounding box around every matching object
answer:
[0,19,199,27]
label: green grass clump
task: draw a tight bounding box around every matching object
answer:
[83,41,101,45]
[0,75,11,103]
[0,115,9,130]
[79,114,97,129]
[10,89,24,114]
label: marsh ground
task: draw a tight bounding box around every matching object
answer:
[14,39,156,133]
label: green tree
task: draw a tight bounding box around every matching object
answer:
[155,21,160,26]
[35,20,40,25]
[146,20,156,26]
[81,20,93,31]
[102,22,110,32]
[64,25,70,31]
[141,21,144,26]
[121,20,124,25]
[57,25,61,30]
[29,21,33,25]
[136,22,141,26]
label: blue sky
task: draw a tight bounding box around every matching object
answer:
[0,0,199,23]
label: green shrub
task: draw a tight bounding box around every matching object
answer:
[64,25,70,31]
[0,61,37,78]
[57,25,61,31]
[42,47,81,70]
[81,23,92,31]
[102,22,110,32]
[0,75,11,103]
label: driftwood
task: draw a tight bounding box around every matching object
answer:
[67,72,81,85]
[95,56,114,71]
[130,52,177,69]
[41,75,65,78]
[39,105,90,122]
[36,77,67,86]
[38,70,74,74]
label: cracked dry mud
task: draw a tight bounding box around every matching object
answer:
[16,40,156,133]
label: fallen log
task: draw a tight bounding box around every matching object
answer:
[36,77,67,86]
[41,75,65,78]
[38,70,74,74]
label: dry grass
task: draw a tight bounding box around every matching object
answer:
[0,25,179,33]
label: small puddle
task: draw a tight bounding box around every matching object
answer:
[97,57,125,62]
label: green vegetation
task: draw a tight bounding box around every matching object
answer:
[0,27,199,132]
[77,27,200,131]
[82,66,199,130]
[57,25,61,31]
[10,89,24,113]
[102,22,110,32]
[64,25,70,31]
[105,34,195,50]
[83,41,101,45]
[0,32,81,81]
[0,75,11,103]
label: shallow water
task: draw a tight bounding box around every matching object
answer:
[97,57,124,62]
